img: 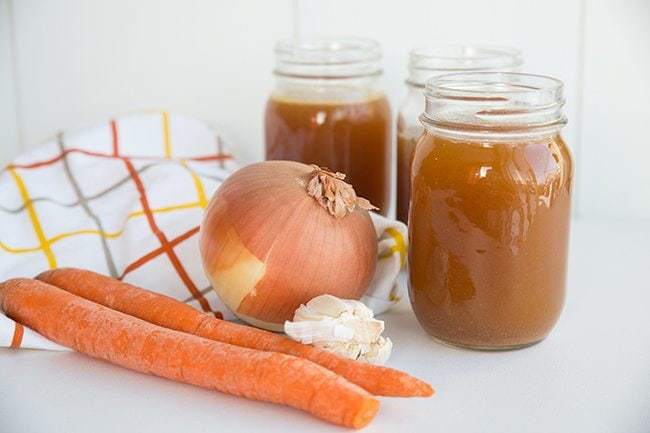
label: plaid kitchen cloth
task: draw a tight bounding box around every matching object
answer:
[0,111,407,350]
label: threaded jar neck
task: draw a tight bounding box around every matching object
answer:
[422,72,567,140]
[274,37,382,79]
[408,45,522,88]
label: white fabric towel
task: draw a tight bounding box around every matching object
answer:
[0,111,407,350]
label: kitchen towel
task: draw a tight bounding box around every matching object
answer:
[0,111,407,350]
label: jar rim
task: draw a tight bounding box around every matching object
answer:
[407,45,523,86]
[427,71,563,96]
[274,37,382,78]
[422,72,567,139]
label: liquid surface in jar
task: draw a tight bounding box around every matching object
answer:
[408,132,573,349]
[265,94,391,214]
[396,121,423,224]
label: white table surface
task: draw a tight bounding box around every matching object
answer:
[1,218,649,433]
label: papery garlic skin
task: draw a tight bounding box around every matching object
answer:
[284,295,392,364]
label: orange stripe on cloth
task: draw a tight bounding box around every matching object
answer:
[119,226,223,319]
[189,153,232,162]
[119,226,199,279]
[4,148,231,172]
[7,168,57,268]
[10,322,24,348]
[110,119,119,156]
[121,159,214,315]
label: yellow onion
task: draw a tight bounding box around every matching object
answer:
[199,161,378,331]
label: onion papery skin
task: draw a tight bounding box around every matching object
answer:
[199,161,377,331]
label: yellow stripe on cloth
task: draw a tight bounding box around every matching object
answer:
[0,241,42,254]
[378,227,407,268]
[46,201,201,244]
[7,168,57,268]
[48,228,125,244]
[162,111,172,158]
[128,201,201,218]
[1,200,202,254]
[182,161,208,208]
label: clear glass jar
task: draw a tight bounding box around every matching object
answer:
[396,46,523,223]
[265,38,391,214]
[409,72,572,350]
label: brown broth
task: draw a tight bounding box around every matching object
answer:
[396,129,421,224]
[408,132,573,349]
[265,95,391,213]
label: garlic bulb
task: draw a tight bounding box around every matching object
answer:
[199,161,377,331]
[285,295,393,364]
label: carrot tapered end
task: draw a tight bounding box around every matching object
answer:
[407,377,434,397]
[381,373,435,398]
[351,397,380,429]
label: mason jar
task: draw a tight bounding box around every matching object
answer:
[397,46,522,223]
[409,72,572,350]
[265,38,391,214]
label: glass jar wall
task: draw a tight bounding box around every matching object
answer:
[265,38,391,214]
[409,72,572,350]
[396,46,522,223]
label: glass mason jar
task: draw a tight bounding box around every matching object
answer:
[265,38,391,214]
[396,46,522,223]
[409,72,573,350]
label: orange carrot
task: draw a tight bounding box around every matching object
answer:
[37,268,433,397]
[0,278,378,428]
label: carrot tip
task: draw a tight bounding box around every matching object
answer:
[352,398,380,429]
[416,381,435,397]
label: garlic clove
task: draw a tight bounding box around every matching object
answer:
[292,305,324,322]
[284,294,392,364]
[284,318,354,344]
[304,294,350,318]
[339,317,384,344]
[361,337,393,365]
[343,299,375,320]
[312,337,393,365]
[314,341,363,361]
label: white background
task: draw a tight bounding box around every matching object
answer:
[1,0,649,221]
[1,3,649,432]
